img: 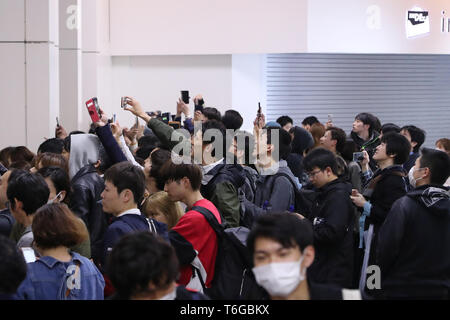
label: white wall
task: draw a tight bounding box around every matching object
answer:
[109,0,307,55]
[107,55,233,128]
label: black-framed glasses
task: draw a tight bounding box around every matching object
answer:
[307,170,323,178]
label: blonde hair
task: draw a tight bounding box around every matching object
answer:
[142,191,184,229]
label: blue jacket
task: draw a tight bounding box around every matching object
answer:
[102,214,168,266]
[15,252,105,300]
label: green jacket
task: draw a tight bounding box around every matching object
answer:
[146,119,243,228]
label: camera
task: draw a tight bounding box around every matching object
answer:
[353,152,365,162]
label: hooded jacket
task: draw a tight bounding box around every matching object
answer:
[68,134,107,264]
[377,185,450,298]
[307,179,354,288]
[201,162,246,228]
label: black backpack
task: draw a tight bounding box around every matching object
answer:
[192,206,267,300]
[269,172,319,219]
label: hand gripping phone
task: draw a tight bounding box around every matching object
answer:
[86,97,101,123]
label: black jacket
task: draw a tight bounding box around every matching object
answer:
[0,208,15,238]
[377,185,450,299]
[307,179,354,288]
[362,165,408,268]
[69,164,107,264]
[350,131,380,171]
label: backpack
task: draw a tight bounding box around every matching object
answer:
[269,172,319,219]
[191,206,267,300]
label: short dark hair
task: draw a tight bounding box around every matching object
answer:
[301,116,319,126]
[160,161,203,191]
[303,147,338,175]
[419,148,450,185]
[0,235,27,295]
[326,127,347,154]
[97,144,112,174]
[203,107,222,122]
[107,232,179,299]
[276,116,293,128]
[290,126,314,155]
[341,139,358,163]
[233,131,256,166]
[135,145,157,161]
[355,113,377,136]
[200,120,227,158]
[32,203,88,250]
[222,110,243,130]
[7,170,49,215]
[37,166,72,204]
[266,128,292,161]
[247,213,314,255]
[104,162,146,205]
[149,149,172,191]
[10,146,35,165]
[381,132,411,165]
[138,135,161,148]
[381,123,401,135]
[37,138,64,154]
[401,125,426,153]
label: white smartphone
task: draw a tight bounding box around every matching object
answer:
[21,247,37,263]
[328,114,333,122]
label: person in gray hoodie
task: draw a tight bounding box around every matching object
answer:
[377,148,450,299]
[241,126,300,228]
[65,133,110,265]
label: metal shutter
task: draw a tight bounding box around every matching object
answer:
[265,53,450,147]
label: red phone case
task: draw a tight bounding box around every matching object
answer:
[86,98,100,123]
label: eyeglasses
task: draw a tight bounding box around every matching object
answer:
[307,170,323,178]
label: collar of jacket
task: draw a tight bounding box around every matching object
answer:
[372,164,406,179]
[36,252,84,269]
[71,164,97,182]
[318,178,351,194]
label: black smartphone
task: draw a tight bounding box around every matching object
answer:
[181,91,190,104]
[56,117,60,127]
[257,102,262,118]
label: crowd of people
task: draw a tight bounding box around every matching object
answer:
[0,94,449,300]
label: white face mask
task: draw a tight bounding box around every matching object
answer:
[252,256,305,298]
[47,191,62,204]
[408,167,424,188]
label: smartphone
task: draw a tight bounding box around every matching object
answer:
[121,97,129,109]
[181,91,190,104]
[328,114,333,123]
[353,152,365,162]
[257,102,262,118]
[135,116,139,127]
[21,247,37,263]
[56,116,60,127]
[86,97,101,123]
[161,112,171,124]
[113,114,116,123]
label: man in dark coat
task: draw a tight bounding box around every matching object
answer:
[377,148,450,299]
[302,148,354,288]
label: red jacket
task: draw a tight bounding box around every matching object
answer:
[169,199,221,290]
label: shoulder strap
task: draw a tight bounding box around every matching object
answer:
[269,172,297,195]
[191,206,224,236]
